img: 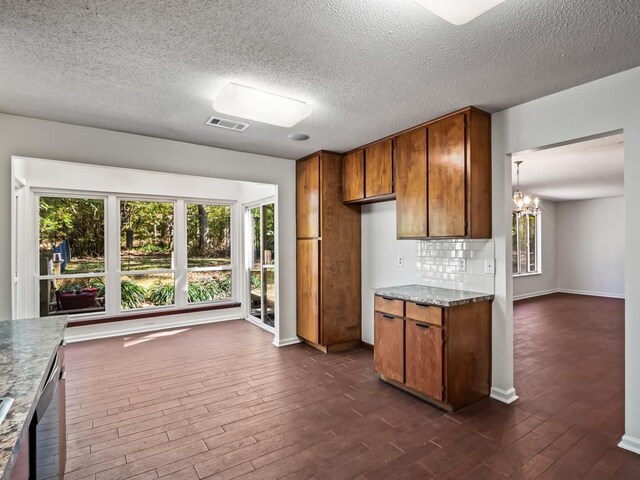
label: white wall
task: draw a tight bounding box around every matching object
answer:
[361,201,416,345]
[513,200,558,299]
[492,66,640,454]
[0,113,297,345]
[557,196,625,298]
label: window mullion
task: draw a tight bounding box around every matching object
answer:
[106,194,121,315]
[175,199,187,307]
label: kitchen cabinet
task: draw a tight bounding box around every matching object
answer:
[395,107,491,239]
[373,312,404,383]
[342,140,395,204]
[365,140,394,198]
[374,294,491,411]
[395,128,428,238]
[342,150,364,202]
[296,151,362,352]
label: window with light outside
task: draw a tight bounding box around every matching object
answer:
[512,212,541,276]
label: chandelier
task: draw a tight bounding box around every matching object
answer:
[513,160,540,215]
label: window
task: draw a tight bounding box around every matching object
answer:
[38,195,107,316]
[512,212,540,275]
[186,203,233,303]
[35,194,235,318]
[120,200,176,310]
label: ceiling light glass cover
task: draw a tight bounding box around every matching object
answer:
[413,0,507,25]
[513,160,540,216]
[213,83,312,128]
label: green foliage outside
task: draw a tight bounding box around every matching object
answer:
[40,197,235,313]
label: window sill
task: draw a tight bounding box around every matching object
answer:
[67,301,241,327]
[513,272,542,278]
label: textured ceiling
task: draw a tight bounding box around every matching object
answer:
[0,0,639,160]
[512,134,624,202]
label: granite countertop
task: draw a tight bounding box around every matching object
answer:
[0,316,67,480]
[374,284,494,307]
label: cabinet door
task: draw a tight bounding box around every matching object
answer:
[365,140,393,198]
[297,155,320,238]
[343,150,365,202]
[374,312,404,383]
[405,320,444,400]
[297,239,320,343]
[395,128,428,238]
[428,113,466,237]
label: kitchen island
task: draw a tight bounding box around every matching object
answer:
[0,316,67,480]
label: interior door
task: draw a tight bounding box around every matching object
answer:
[405,320,444,400]
[428,113,466,237]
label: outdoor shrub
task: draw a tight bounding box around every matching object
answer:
[148,283,175,306]
[120,280,146,309]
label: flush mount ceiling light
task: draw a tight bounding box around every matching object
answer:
[212,83,312,128]
[413,0,507,25]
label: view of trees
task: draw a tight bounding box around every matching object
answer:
[39,196,233,314]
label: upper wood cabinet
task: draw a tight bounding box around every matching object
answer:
[395,107,491,239]
[342,140,395,204]
[296,151,362,352]
[296,155,320,238]
[365,140,394,198]
[342,150,364,202]
[428,113,466,237]
[395,128,428,238]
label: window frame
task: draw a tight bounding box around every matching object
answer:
[34,191,109,319]
[512,211,542,277]
[32,190,237,319]
[183,200,235,305]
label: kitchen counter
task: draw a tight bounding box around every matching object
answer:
[0,316,67,480]
[374,284,494,307]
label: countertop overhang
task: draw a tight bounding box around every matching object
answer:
[0,316,68,479]
[374,284,494,307]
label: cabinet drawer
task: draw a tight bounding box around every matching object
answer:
[374,296,404,317]
[405,302,443,326]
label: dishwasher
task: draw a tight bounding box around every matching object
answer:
[30,345,66,479]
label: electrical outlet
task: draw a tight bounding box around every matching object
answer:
[396,255,405,267]
[484,259,495,274]
[457,258,467,272]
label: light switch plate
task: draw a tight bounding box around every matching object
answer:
[484,259,495,274]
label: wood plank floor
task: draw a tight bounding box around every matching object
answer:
[64,294,640,479]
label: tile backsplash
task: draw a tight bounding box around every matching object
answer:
[416,239,495,294]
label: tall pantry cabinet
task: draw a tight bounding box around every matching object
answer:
[296,151,362,352]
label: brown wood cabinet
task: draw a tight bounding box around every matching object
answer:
[374,295,491,411]
[342,140,395,204]
[394,107,491,239]
[373,312,404,383]
[296,151,362,352]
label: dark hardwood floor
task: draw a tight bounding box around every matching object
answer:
[64,293,640,479]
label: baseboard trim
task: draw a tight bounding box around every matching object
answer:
[272,336,302,348]
[490,386,519,404]
[618,434,640,455]
[65,314,239,343]
[557,288,624,300]
[513,289,558,301]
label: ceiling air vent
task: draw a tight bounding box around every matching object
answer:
[205,116,249,132]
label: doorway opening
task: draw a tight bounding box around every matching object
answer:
[245,199,276,331]
[509,131,626,457]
